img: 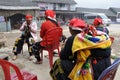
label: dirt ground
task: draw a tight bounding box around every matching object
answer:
[0,24,120,80]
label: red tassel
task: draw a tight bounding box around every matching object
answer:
[93,59,97,64]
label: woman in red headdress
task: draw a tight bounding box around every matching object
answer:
[50,18,88,80]
[93,18,109,34]
[31,10,63,64]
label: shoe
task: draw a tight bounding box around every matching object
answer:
[29,55,35,61]
[33,60,42,64]
[53,52,59,57]
[44,55,49,58]
[44,52,59,58]
[12,55,17,60]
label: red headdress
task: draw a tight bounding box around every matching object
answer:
[93,18,103,26]
[45,10,56,21]
[25,14,33,20]
[69,18,86,31]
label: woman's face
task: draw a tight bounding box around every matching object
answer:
[69,27,73,35]
[69,27,82,35]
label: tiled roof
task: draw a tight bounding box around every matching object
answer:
[0,0,76,10]
[0,0,39,10]
[34,0,76,4]
[109,7,120,13]
[0,1,37,6]
[76,7,116,16]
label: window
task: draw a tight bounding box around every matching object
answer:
[59,3,65,8]
[53,3,56,10]
[97,16,101,18]
[99,15,108,19]
[87,16,96,19]
[117,13,120,18]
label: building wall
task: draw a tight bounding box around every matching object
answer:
[0,21,11,32]
[47,3,54,10]
[0,9,39,18]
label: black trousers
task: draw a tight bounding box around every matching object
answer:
[13,35,35,56]
[32,41,44,61]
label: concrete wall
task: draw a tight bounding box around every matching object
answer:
[0,21,11,32]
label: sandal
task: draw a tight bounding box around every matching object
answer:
[29,55,35,61]
[33,60,42,64]
[12,55,17,60]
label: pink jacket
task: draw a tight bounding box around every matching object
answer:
[20,21,38,42]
